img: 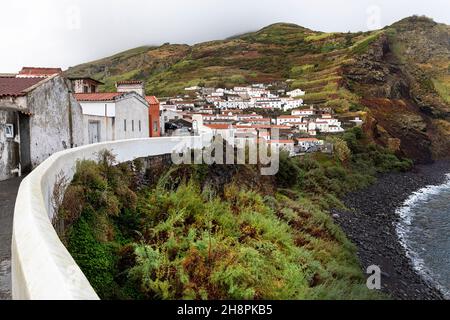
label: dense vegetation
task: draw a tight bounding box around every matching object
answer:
[58,128,412,299]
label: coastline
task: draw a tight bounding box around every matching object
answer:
[332,160,450,300]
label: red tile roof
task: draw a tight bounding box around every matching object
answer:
[278,115,302,118]
[74,92,123,101]
[18,67,62,76]
[145,96,159,105]
[0,77,45,97]
[204,124,232,129]
[267,140,294,144]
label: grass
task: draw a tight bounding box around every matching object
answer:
[291,76,342,90]
[350,31,383,55]
[432,77,450,104]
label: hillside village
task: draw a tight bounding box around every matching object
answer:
[0,67,362,181]
[161,83,361,155]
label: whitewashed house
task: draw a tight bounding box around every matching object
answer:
[75,91,149,144]
[292,107,315,117]
[281,98,304,111]
[287,88,306,98]
[276,115,303,126]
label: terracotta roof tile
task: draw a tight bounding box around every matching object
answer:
[74,92,123,101]
[0,77,45,97]
[18,67,62,76]
[204,124,232,129]
[145,96,159,105]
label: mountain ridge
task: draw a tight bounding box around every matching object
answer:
[66,15,450,163]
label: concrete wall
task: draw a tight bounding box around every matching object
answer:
[114,96,149,140]
[82,115,115,143]
[27,76,84,167]
[12,134,212,299]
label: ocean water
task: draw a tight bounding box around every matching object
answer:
[396,173,450,299]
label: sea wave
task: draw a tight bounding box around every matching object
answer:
[395,173,450,299]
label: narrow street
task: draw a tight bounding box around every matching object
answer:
[0,178,21,300]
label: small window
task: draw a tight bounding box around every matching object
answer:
[124,119,127,131]
[139,120,141,132]
[132,120,134,132]
[5,124,14,138]
[153,121,158,132]
[83,85,88,93]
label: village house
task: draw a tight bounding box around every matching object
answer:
[0,67,84,181]
[73,80,156,143]
[68,77,103,93]
[281,97,304,111]
[276,115,303,126]
[292,106,315,116]
[286,88,306,98]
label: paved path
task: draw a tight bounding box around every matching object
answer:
[0,178,21,300]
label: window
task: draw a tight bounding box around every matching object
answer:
[153,121,158,132]
[132,120,134,132]
[139,120,141,132]
[5,124,14,138]
[83,85,88,93]
[124,119,127,131]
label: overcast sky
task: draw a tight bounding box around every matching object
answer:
[1,0,449,72]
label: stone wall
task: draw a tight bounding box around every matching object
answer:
[27,76,84,168]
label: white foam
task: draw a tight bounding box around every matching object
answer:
[396,173,450,299]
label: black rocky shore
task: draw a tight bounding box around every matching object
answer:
[331,160,450,300]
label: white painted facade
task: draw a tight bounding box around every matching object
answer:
[276,116,303,125]
[78,93,149,144]
[292,108,315,116]
[287,89,306,98]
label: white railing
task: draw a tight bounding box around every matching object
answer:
[12,134,211,299]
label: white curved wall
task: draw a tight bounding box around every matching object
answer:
[12,134,211,300]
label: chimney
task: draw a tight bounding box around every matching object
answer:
[116,80,144,97]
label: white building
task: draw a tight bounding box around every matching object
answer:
[287,88,306,98]
[253,98,282,109]
[218,100,250,109]
[276,115,303,126]
[281,98,304,111]
[292,107,315,117]
[75,91,149,144]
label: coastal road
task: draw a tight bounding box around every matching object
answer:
[0,177,21,300]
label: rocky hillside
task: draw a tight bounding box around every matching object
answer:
[66,16,450,163]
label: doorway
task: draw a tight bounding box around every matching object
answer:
[88,121,100,144]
